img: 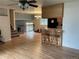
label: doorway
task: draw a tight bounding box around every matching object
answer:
[26,22,34,32]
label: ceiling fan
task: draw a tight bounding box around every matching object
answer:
[9,0,38,10]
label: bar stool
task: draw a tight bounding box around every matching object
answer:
[54,29,62,46]
[48,28,56,45]
[41,29,49,43]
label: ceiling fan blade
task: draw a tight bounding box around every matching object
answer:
[27,0,37,3]
[29,4,38,8]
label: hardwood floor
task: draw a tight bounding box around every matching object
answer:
[0,32,79,59]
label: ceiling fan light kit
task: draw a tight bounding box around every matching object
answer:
[18,3,29,10]
[18,0,38,10]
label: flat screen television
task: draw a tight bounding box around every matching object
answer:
[48,18,58,28]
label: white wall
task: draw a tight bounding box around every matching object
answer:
[0,8,11,42]
[0,16,11,42]
[15,13,34,20]
[63,1,79,49]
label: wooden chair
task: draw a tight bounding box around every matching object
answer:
[48,29,56,45]
[47,28,62,46]
[41,29,49,44]
[54,29,62,46]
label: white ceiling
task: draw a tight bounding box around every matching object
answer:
[42,0,64,6]
[0,0,42,14]
[0,0,76,7]
[0,0,41,8]
[0,0,77,14]
[42,0,78,7]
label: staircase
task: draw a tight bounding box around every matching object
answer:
[0,30,4,43]
[11,30,19,38]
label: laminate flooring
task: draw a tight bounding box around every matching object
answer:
[0,32,79,59]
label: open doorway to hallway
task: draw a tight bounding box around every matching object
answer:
[15,13,34,33]
[26,22,34,32]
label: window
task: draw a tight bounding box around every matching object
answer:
[40,18,48,25]
[0,8,8,16]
